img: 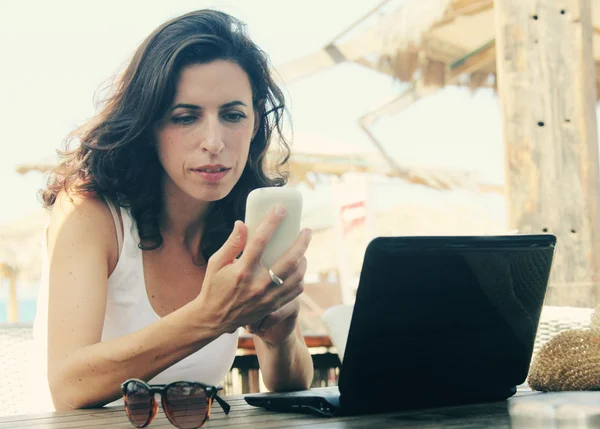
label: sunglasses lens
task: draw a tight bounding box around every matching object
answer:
[124,381,154,427]
[164,383,209,429]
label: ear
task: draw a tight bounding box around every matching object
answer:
[252,100,265,140]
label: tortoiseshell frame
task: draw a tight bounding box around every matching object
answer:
[121,378,231,428]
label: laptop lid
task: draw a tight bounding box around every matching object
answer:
[338,234,556,413]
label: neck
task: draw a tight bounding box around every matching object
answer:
[160,177,212,250]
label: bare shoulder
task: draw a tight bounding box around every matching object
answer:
[45,192,120,378]
[47,191,117,265]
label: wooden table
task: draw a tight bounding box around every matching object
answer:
[0,391,538,428]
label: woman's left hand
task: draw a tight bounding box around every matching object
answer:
[246,297,301,346]
[244,245,307,347]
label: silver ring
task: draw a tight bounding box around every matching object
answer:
[268,268,284,286]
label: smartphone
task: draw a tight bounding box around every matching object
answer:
[244,187,303,267]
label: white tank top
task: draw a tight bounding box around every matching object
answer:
[31,199,238,411]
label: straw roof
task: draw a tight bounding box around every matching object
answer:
[278,0,600,95]
[18,156,501,194]
[17,131,503,194]
[371,0,498,90]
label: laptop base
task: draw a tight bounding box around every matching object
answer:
[245,388,341,417]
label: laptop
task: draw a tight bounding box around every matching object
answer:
[245,234,557,416]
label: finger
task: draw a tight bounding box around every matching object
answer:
[245,323,261,334]
[247,280,302,333]
[207,221,247,271]
[269,229,312,280]
[261,269,304,306]
[239,204,286,267]
[252,259,305,322]
[271,285,304,318]
[263,255,307,293]
[259,300,300,332]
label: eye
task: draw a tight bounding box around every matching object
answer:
[171,115,197,125]
[222,112,246,123]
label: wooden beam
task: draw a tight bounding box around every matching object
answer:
[451,0,494,15]
[360,82,421,128]
[359,103,420,176]
[354,80,508,195]
[494,0,600,306]
[274,29,382,84]
[433,0,494,28]
[448,39,496,81]
[274,0,396,84]
[424,37,477,64]
[325,0,395,47]
[354,57,399,78]
[273,49,343,85]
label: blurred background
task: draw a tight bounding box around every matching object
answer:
[3,0,600,412]
[0,0,515,328]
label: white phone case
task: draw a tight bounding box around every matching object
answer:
[244,187,303,267]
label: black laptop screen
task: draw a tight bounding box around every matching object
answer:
[338,235,556,411]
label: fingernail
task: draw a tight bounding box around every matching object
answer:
[233,222,241,239]
[304,228,312,240]
[275,204,286,216]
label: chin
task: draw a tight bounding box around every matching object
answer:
[188,184,235,203]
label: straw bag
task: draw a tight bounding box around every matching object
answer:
[528,306,600,391]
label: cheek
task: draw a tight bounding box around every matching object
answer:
[237,145,252,174]
[157,131,183,167]
[229,127,253,164]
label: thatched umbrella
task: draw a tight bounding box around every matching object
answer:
[277,0,600,95]
[0,210,49,322]
[276,0,600,173]
[277,0,600,308]
[17,129,503,194]
[0,210,49,283]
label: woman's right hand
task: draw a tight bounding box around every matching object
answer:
[195,204,312,335]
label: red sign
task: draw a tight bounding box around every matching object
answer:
[340,201,366,234]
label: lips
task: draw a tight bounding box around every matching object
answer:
[193,167,228,173]
[190,165,231,182]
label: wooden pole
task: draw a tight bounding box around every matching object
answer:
[494,0,600,306]
[7,271,19,323]
[0,265,3,321]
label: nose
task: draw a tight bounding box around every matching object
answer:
[199,113,225,154]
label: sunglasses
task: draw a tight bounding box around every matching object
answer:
[121,378,231,429]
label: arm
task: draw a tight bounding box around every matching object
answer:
[245,234,315,392]
[253,320,314,392]
[46,193,223,411]
[47,199,311,410]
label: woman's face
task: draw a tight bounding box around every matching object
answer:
[156,60,258,203]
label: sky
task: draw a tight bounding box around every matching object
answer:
[0,0,509,225]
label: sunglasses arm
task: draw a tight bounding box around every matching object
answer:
[213,394,231,415]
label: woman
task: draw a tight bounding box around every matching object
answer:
[33,9,313,412]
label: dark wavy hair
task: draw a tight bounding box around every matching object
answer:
[41,9,290,263]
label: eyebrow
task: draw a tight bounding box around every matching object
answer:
[170,101,248,110]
